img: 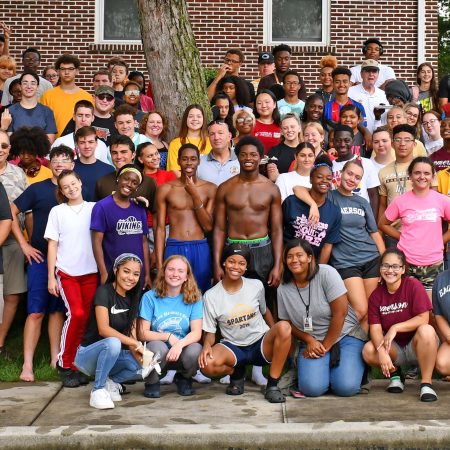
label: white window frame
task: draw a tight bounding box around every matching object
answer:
[95,0,141,44]
[263,0,330,46]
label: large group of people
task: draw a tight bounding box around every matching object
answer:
[1,26,450,410]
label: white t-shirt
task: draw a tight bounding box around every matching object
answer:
[51,132,111,165]
[370,157,388,172]
[202,277,269,346]
[275,171,311,202]
[332,156,380,203]
[348,84,388,132]
[350,62,396,88]
[44,201,97,276]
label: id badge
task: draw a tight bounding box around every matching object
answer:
[303,316,313,332]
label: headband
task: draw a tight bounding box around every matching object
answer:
[118,167,143,184]
[113,253,143,272]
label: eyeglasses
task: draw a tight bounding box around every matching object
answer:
[46,74,58,79]
[97,93,114,101]
[58,67,76,72]
[0,143,9,150]
[51,158,73,165]
[380,263,404,271]
[406,111,419,119]
[284,81,299,87]
[423,118,438,127]
[236,117,254,125]
[224,58,240,65]
[125,90,140,96]
[393,138,414,143]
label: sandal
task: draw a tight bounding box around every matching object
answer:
[225,378,244,396]
[265,385,286,403]
[144,382,160,398]
[420,384,437,402]
[174,372,195,396]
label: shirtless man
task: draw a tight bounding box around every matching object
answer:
[155,143,216,293]
[214,135,282,287]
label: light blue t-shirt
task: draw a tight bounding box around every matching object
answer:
[277,98,305,120]
[138,289,203,340]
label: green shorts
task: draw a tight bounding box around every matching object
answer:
[408,261,443,290]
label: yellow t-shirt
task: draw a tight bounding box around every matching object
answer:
[27,165,53,185]
[438,169,450,196]
[167,136,212,171]
[40,86,93,137]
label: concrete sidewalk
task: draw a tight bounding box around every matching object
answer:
[2,379,450,448]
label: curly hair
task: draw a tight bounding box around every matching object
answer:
[153,255,201,304]
[10,126,51,158]
[139,110,168,140]
[319,55,338,70]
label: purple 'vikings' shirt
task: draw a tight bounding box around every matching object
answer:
[90,195,148,271]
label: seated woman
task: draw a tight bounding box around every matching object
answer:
[138,255,203,398]
[277,239,366,397]
[74,253,146,410]
[199,244,291,403]
[362,249,438,402]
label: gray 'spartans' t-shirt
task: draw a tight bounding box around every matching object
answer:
[202,277,269,346]
[277,264,358,342]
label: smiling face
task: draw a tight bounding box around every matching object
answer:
[0,64,14,82]
[58,173,82,202]
[0,132,10,167]
[178,148,199,178]
[311,165,332,195]
[235,112,254,135]
[306,97,324,122]
[224,254,247,281]
[255,93,276,119]
[387,108,406,129]
[372,130,392,157]
[303,125,324,153]
[116,171,140,198]
[138,144,160,171]
[418,64,433,84]
[441,118,450,142]
[124,84,140,106]
[237,144,261,173]
[380,252,405,286]
[115,113,135,138]
[392,131,415,160]
[285,246,312,280]
[340,109,360,131]
[208,122,231,151]
[340,162,363,193]
[410,161,433,192]
[422,113,440,139]
[333,130,354,159]
[115,260,141,296]
[20,74,38,99]
[110,144,134,170]
[186,108,204,132]
[164,258,188,291]
[405,106,420,126]
[281,116,300,144]
[319,66,333,89]
[333,74,350,95]
[45,68,59,86]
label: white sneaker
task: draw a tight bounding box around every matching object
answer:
[220,375,230,384]
[105,378,122,401]
[160,369,176,385]
[251,366,268,386]
[192,369,211,384]
[90,388,115,409]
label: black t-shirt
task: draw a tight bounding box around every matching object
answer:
[438,74,450,100]
[0,183,12,274]
[267,143,297,174]
[81,284,132,347]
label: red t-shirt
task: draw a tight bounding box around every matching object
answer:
[252,120,281,155]
[145,169,176,226]
[431,147,450,172]
[368,276,431,347]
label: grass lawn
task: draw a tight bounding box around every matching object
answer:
[0,308,59,382]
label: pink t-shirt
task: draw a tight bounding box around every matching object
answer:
[252,120,281,155]
[368,277,431,347]
[385,189,450,265]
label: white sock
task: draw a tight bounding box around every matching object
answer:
[160,369,176,385]
[192,369,211,383]
[251,366,267,386]
[220,375,230,384]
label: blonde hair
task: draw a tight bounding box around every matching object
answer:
[319,55,338,70]
[0,55,16,75]
[153,255,201,304]
[303,121,325,137]
[232,108,256,129]
[281,113,304,143]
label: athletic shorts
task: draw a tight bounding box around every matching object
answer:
[164,238,212,293]
[226,237,274,284]
[27,259,65,314]
[2,240,27,296]
[219,334,270,367]
[336,256,380,280]
[408,261,443,290]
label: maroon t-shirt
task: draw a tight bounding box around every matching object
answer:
[368,277,431,347]
[431,147,450,172]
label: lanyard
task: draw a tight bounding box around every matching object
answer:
[295,282,311,317]
[394,161,407,195]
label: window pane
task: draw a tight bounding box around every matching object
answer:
[272,0,322,42]
[103,0,141,41]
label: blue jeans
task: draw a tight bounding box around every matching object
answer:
[74,337,142,391]
[297,335,365,397]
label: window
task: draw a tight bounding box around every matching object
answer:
[96,0,141,43]
[264,0,329,45]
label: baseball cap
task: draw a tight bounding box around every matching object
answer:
[95,85,114,97]
[258,52,274,64]
[222,244,251,265]
[361,59,379,71]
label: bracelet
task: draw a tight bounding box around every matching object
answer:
[135,342,143,351]
[166,333,172,343]
[193,203,204,211]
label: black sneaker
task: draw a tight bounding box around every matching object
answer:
[76,371,90,385]
[57,364,80,388]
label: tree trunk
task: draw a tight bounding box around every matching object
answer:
[137,0,210,140]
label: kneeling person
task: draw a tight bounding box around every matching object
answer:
[199,244,291,403]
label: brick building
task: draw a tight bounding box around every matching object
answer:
[0,0,439,93]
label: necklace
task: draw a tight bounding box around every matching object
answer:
[394,161,407,195]
[68,201,85,215]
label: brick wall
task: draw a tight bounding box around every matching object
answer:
[0,0,438,95]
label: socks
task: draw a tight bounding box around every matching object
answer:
[267,375,279,389]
